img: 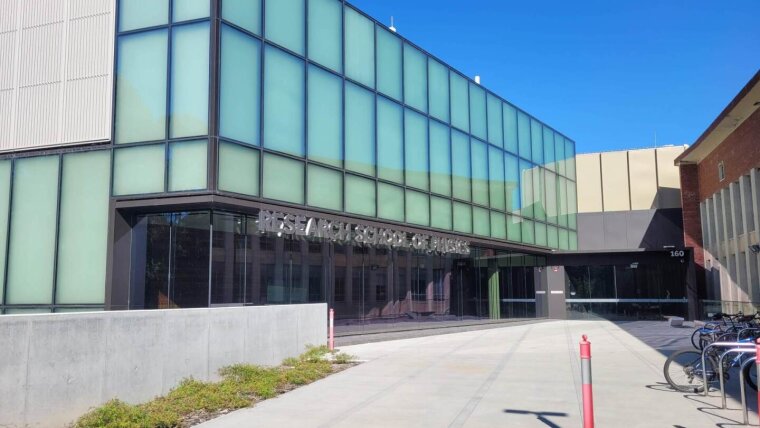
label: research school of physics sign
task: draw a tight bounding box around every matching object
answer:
[257,210,471,256]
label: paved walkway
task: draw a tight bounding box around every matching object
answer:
[199,320,757,427]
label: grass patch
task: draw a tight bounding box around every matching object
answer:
[74,345,356,428]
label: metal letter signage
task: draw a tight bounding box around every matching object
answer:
[256,210,471,255]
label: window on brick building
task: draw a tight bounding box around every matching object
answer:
[718,161,725,182]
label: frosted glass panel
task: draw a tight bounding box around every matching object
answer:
[405,190,429,226]
[263,154,304,204]
[489,146,505,210]
[559,228,569,250]
[507,215,521,242]
[173,0,209,22]
[570,231,578,250]
[555,133,567,176]
[344,7,374,88]
[548,225,559,249]
[307,165,342,211]
[222,0,261,34]
[345,175,375,217]
[169,140,208,191]
[469,83,487,140]
[487,94,503,147]
[431,196,452,230]
[428,59,450,122]
[558,176,568,227]
[345,83,375,176]
[530,119,543,165]
[0,161,10,304]
[517,110,531,160]
[265,0,305,55]
[113,145,166,195]
[220,25,260,145]
[404,109,429,191]
[490,211,506,240]
[568,180,578,229]
[378,183,404,222]
[473,207,489,236]
[403,44,427,113]
[453,202,472,234]
[56,151,110,305]
[115,30,168,144]
[535,222,547,246]
[450,73,469,132]
[264,46,305,156]
[6,156,59,304]
[471,139,489,206]
[533,167,545,221]
[429,121,451,196]
[566,140,576,180]
[308,66,342,167]
[171,23,210,138]
[519,160,533,218]
[451,131,471,201]
[218,142,259,196]
[505,153,520,213]
[376,28,402,100]
[377,97,403,183]
[521,220,535,244]
[504,103,518,155]
[543,126,555,171]
[545,171,558,224]
[119,0,168,31]
[308,0,342,71]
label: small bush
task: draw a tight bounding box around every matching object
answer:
[75,400,155,428]
[332,352,355,364]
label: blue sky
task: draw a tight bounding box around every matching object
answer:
[349,0,760,153]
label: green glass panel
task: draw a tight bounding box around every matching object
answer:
[345,174,375,217]
[308,0,342,72]
[377,97,403,183]
[170,23,210,138]
[453,202,472,234]
[451,131,471,201]
[533,167,545,221]
[405,190,429,226]
[558,176,568,227]
[530,119,543,165]
[517,110,531,160]
[569,231,578,250]
[308,65,342,167]
[403,44,427,113]
[0,161,10,304]
[503,103,518,155]
[543,126,555,171]
[55,308,104,313]
[113,144,165,195]
[469,83,487,140]
[559,228,570,250]
[5,309,51,315]
[6,156,59,304]
[119,0,168,31]
[222,0,261,34]
[545,170,558,224]
[404,109,428,191]
[555,133,567,176]
[263,153,304,204]
[345,82,375,176]
[548,225,559,249]
[426,60,449,123]
[488,146,505,211]
[490,211,506,240]
[344,7,374,88]
[430,196,452,231]
[505,153,519,213]
[218,142,259,196]
[450,72,469,132]
[507,215,521,242]
[486,94,503,147]
[169,140,207,191]
[56,151,110,305]
[568,180,578,229]
[471,139,488,206]
[376,27,402,101]
[429,121,451,196]
[473,206,489,237]
[220,25,260,145]
[535,222,547,246]
[264,46,305,156]
[115,30,167,144]
[566,140,576,180]
[265,0,304,55]
[173,0,209,22]
[378,183,404,222]
[521,219,535,245]
[519,160,533,218]
[307,165,342,211]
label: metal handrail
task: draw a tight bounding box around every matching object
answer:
[740,356,757,426]
[718,348,757,409]
[703,342,756,396]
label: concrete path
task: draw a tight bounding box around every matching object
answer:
[199,320,757,427]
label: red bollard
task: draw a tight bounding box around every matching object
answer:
[756,338,760,419]
[328,308,335,351]
[580,335,594,428]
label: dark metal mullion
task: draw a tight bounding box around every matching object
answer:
[1,160,15,307]
[400,41,407,224]
[340,0,346,213]
[164,3,173,193]
[303,0,309,214]
[372,22,378,218]
[49,155,64,308]
[208,0,221,192]
[258,0,265,199]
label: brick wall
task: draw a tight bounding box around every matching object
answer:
[679,163,705,295]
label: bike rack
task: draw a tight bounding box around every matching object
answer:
[738,328,760,341]
[718,347,757,409]
[740,356,757,426]
[702,342,756,396]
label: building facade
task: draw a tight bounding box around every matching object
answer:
[0,0,578,328]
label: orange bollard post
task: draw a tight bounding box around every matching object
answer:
[580,335,594,428]
[328,308,335,351]
[756,338,760,422]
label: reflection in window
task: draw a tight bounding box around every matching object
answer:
[404,109,429,191]
[469,83,487,140]
[220,25,260,145]
[308,0,341,71]
[265,0,305,55]
[377,97,404,183]
[170,22,210,139]
[452,131,471,201]
[403,44,427,113]
[263,46,305,156]
[344,7,374,88]
[345,83,375,176]
[308,65,342,167]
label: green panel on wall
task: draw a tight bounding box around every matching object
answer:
[0,161,10,304]
[376,27,402,101]
[535,222,547,246]
[308,0,342,72]
[545,170,558,225]
[548,225,559,249]
[428,59,450,123]
[490,211,506,240]
[344,7,374,88]
[504,103,518,155]
[345,82,375,176]
[265,0,305,55]
[521,219,535,245]
[222,0,261,34]
[559,228,570,250]
[220,25,260,145]
[113,144,166,195]
[519,160,534,219]
[169,140,208,191]
[566,140,577,180]
[507,215,522,242]
[345,174,376,217]
[533,167,546,221]
[451,131,471,202]
[218,142,259,196]
[431,196,452,230]
[569,231,578,250]
[264,46,305,156]
[377,97,404,183]
[429,121,451,197]
[119,0,169,31]
[308,65,343,167]
[6,156,59,304]
[469,83,487,140]
[488,146,505,211]
[404,109,429,191]
[487,94,503,147]
[378,182,404,222]
[405,190,429,226]
[530,118,544,165]
[450,72,469,132]
[517,110,531,160]
[543,126,556,171]
[56,151,110,305]
[307,165,342,211]
[471,139,489,206]
[173,0,209,22]
[556,133,566,176]
[473,206,489,237]
[453,202,472,234]
[403,44,427,113]
[170,22,210,139]
[558,176,569,227]
[568,180,578,229]
[263,153,304,204]
[505,153,520,214]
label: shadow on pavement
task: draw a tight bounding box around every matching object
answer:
[503,409,568,428]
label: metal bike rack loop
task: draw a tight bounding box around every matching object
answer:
[738,328,760,341]
[740,356,757,426]
[702,342,756,396]
[718,347,757,409]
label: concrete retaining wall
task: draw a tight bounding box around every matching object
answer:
[0,304,327,428]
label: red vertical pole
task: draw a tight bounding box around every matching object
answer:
[580,335,594,428]
[756,338,760,419]
[328,308,335,351]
